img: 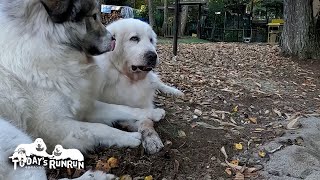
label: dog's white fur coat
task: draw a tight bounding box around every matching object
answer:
[0,1,150,180]
[94,19,183,154]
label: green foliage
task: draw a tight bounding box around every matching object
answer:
[225,0,251,6]
[154,10,164,28]
[252,0,283,20]
[207,0,225,27]
[134,0,145,9]
[134,5,148,19]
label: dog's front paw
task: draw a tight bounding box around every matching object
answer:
[140,128,164,154]
[148,108,166,122]
[116,132,142,148]
[76,170,118,180]
[173,89,184,97]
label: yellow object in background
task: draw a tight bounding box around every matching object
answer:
[145,175,153,180]
[271,19,284,24]
[258,150,266,158]
[234,143,243,150]
[107,157,119,168]
[267,20,284,45]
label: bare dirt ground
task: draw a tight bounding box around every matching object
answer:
[48,43,320,180]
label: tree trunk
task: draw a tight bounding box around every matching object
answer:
[132,0,136,8]
[148,0,155,28]
[281,0,320,59]
[180,5,189,36]
[162,0,168,36]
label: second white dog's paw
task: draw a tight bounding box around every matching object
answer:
[173,89,184,97]
[116,132,142,148]
[66,170,118,180]
[148,108,166,122]
[140,128,164,154]
[158,85,184,97]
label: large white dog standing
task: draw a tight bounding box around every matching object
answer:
[94,19,183,154]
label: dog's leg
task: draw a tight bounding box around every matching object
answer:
[156,81,184,96]
[150,73,184,97]
[85,101,164,154]
[86,101,165,124]
[38,118,141,152]
[117,119,164,154]
[0,119,47,180]
[139,120,164,154]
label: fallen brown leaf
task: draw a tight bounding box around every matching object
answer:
[144,175,153,180]
[273,109,282,117]
[120,175,132,180]
[225,168,232,176]
[234,171,245,180]
[107,157,119,168]
[286,113,302,130]
[95,160,110,172]
[249,117,257,124]
[195,122,224,130]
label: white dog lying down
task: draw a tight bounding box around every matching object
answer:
[94,19,184,154]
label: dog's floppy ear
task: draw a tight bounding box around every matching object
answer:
[40,0,73,23]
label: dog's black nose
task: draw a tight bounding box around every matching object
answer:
[144,51,157,67]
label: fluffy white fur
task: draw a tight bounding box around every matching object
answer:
[0,118,117,180]
[0,1,154,180]
[93,19,183,154]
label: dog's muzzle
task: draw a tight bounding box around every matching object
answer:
[144,51,158,67]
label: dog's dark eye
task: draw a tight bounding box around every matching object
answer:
[92,13,98,20]
[150,38,153,43]
[130,36,140,42]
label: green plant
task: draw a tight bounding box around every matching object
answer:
[154,10,164,29]
[207,0,225,28]
[134,5,148,19]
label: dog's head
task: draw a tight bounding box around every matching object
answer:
[53,144,63,155]
[39,0,115,56]
[0,0,114,56]
[17,148,26,155]
[34,138,46,151]
[107,19,157,80]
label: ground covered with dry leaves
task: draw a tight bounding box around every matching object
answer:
[49,43,320,180]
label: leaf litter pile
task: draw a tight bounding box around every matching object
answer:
[48,43,320,180]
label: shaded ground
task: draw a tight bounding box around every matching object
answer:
[49,43,320,180]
